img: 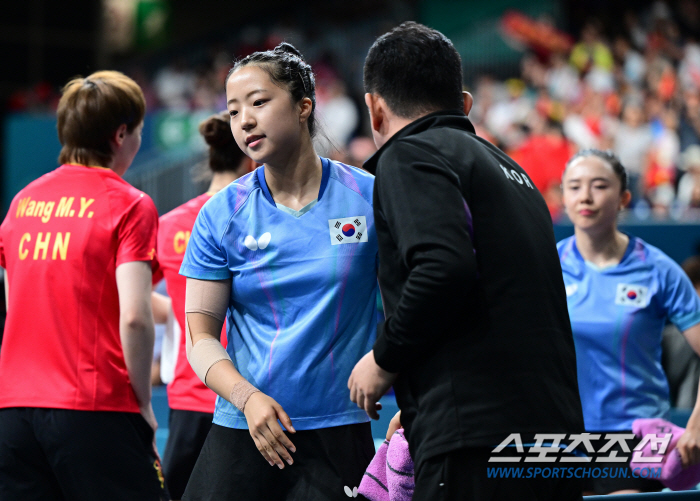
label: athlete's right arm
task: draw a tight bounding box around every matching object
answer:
[186,277,296,469]
[116,261,157,432]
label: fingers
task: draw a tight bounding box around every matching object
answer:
[261,424,294,468]
[250,434,276,467]
[679,442,690,469]
[152,436,162,463]
[252,427,287,468]
[249,409,296,468]
[356,391,365,413]
[365,399,379,420]
[684,441,700,467]
[277,408,296,434]
[349,376,357,404]
[386,411,402,440]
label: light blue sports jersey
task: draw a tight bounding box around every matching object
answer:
[558,235,700,431]
[180,158,378,430]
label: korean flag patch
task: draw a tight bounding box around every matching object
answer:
[328,216,368,245]
[615,283,649,307]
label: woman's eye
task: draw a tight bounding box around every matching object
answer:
[229,110,238,117]
[253,99,267,106]
[593,184,609,190]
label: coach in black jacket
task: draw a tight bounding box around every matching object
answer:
[348,22,585,500]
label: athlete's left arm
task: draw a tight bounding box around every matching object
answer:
[677,322,700,467]
[151,291,171,325]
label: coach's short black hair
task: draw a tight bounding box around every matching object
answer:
[364,22,465,119]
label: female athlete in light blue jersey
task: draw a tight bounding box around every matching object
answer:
[559,149,700,495]
[180,43,378,500]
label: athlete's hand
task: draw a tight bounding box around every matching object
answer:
[386,411,402,441]
[243,392,297,469]
[348,350,397,420]
[140,403,158,432]
[677,426,700,468]
[140,404,161,461]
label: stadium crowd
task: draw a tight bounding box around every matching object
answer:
[9,1,700,222]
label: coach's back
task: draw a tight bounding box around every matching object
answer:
[365,111,584,468]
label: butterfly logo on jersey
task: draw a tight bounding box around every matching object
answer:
[328,216,368,245]
[244,232,271,251]
[615,283,649,307]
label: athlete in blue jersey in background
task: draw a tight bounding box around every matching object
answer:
[179,43,377,501]
[559,149,700,495]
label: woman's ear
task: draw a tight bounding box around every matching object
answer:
[620,189,632,209]
[111,123,128,149]
[299,97,313,123]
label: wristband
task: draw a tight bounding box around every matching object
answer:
[230,380,261,412]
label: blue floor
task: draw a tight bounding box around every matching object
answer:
[152,386,399,455]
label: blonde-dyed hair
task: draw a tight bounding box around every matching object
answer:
[57,70,145,167]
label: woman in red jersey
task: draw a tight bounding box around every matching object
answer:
[0,71,166,501]
[154,111,254,500]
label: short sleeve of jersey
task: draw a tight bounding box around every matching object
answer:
[662,258,700,331]
[180,201,231,280]
[116,195,158,268]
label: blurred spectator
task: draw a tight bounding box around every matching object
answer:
[510,116,575,218]
[614,99,653,203]
[680,89,700,151]
[646,108,681,214]
[678,145,700,209]
[315,72,359,157]
[613,36,647,88]
[153,59,196,109]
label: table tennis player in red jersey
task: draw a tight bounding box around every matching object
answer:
[0,71,167,500]
[153,111,255,500]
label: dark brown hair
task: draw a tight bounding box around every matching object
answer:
[57,70,145,167]
[226,42,317,137]
[198,111,246,172]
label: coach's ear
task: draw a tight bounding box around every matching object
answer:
[463,91,474,116]
[365,93,385,134]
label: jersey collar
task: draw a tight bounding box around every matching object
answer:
[256,157,330,208]
[572,233,637,271]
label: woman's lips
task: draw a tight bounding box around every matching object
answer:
[246,135,265,148]
[579,209,596,216]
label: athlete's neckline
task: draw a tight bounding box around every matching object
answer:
[64,163,110,171]
[256,157,330,209]
[573,234,636,271]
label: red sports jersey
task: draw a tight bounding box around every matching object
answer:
[0,164,158,412]
[156,192,225,413]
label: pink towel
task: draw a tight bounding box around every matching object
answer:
[359,429,415,501]
[632,418,700,491]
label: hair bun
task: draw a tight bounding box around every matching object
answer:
[199,112,234,148]
[275,42,304,59]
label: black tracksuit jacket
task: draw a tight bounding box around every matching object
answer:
[364,111,585,468]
